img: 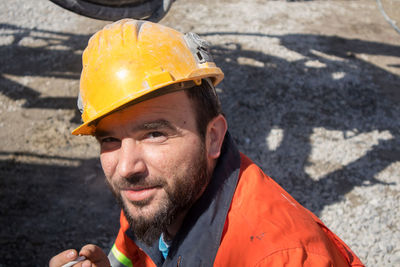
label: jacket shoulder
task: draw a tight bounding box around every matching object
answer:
[214,153,363,267]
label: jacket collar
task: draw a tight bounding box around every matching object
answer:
[127,132,241,266]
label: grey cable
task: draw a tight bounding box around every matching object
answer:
[376,0,400,35]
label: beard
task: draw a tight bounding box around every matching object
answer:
[106,143,211,245]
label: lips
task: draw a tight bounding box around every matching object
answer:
[122,186,159,203]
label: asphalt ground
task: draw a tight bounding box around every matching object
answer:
[0,0,399,266]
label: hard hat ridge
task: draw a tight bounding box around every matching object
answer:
[72,19,224,136]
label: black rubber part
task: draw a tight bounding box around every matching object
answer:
[49,0,172,22]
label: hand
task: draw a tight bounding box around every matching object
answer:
[49,244,110,267]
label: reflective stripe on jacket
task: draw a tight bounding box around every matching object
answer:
[108,133,364,267]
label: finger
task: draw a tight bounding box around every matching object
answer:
[61,256,87,267]
[79,244,110,267]
[81,259,93,267]
[49,249,79,267]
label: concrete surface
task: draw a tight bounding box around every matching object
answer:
[0,0,399,266]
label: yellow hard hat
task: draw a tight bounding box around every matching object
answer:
[72,19,224,135]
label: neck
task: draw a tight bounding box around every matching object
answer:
[165,159,217,241]
[165,211,188,241]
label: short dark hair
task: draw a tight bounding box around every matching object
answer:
[184,79,222,140]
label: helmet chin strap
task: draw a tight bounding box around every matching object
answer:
[77,91,84,114]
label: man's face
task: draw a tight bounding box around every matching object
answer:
[95,91,211,245]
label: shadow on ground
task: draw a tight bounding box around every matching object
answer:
[0,24,399,265]
[205,31,400,212]
[0,152,119,266]
[0,23,86,121]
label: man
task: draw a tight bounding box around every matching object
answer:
[50,19,364,267]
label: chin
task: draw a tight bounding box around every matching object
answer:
[124,199,160,221]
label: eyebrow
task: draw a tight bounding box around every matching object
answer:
[135,119,177,132]
[95,119,177,138]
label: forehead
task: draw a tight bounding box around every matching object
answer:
[95,90,195,133]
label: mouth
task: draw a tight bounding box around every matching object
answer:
[122,186,160,203]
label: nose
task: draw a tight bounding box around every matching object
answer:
[117,138,147,179]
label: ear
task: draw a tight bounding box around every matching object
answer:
[205,114,228,160]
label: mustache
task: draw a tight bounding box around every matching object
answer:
[110,173,167,190]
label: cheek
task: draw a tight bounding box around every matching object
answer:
[144,137,203,177]
[143,146,172,174]
[100,151,118,178]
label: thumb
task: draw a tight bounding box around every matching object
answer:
[79,244,110,267]
[49,249,79,267]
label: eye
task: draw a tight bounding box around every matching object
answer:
[98,137,121,151]
[144,131,167,142]
[148,131,164,138]
[100,137,120,144]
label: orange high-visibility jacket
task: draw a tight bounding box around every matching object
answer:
[108,134,364,267]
